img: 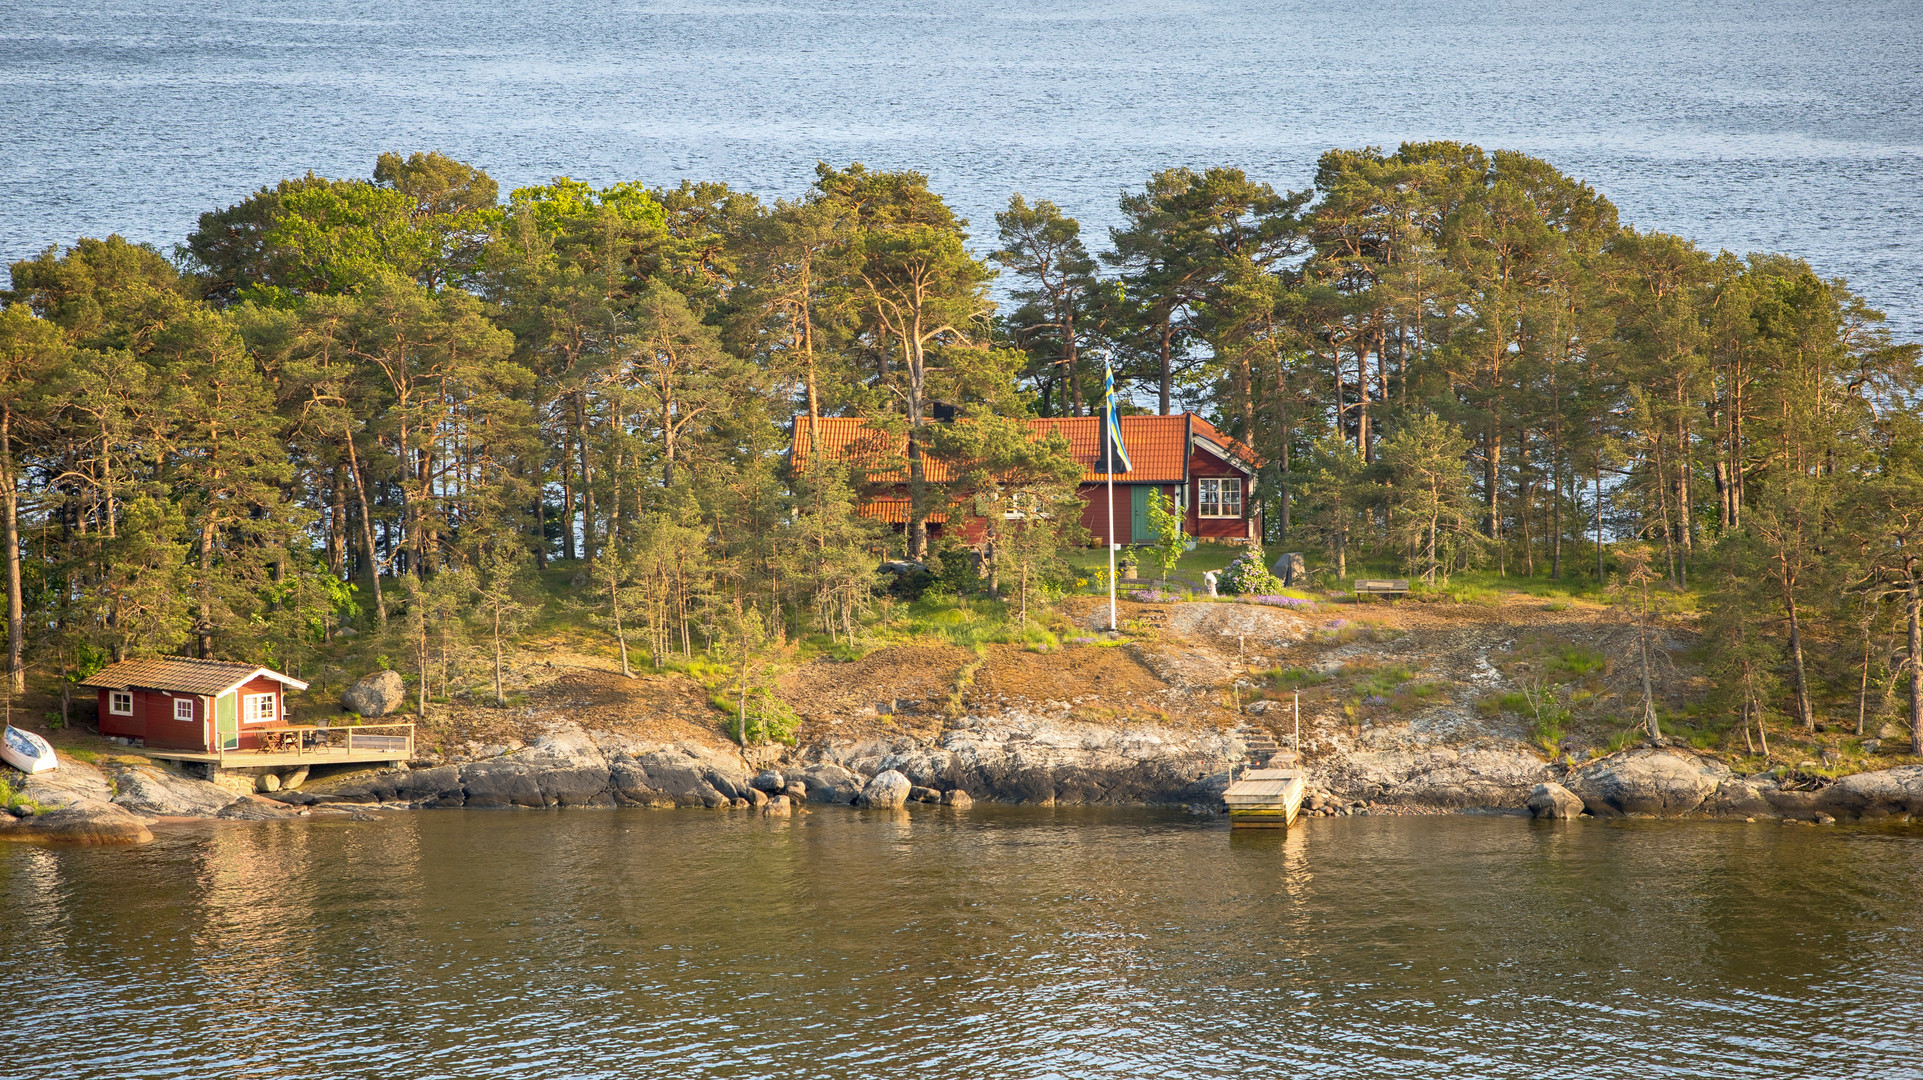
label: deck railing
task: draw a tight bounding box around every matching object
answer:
[343,724,414,755]
[218,722,415,762]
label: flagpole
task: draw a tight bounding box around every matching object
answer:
[1107,448,1117,631]
[1105,356,1118,631]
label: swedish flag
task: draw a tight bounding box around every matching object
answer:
[1102,356,1132,474]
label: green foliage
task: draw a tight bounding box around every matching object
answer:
[1378,412,1486,584]
[1293,435,1372,578]
[1142,487,1188,582]
[1267,666,1330,690]
[1218,548,1283,595]
[880,594,1058,651]
[0,774,42,815]
[2,145,1918,753]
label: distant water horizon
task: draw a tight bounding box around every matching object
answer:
[3,0,1919,336]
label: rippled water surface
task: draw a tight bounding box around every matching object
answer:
[5,808,1923,1078]
[1,0,1920,336]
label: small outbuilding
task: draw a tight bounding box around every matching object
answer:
[81,657,308,753]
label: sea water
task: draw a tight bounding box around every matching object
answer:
[1,0,1920,337]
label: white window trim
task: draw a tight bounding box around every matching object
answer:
[243,692,278,725]
[174,697,195,722]
[1197,477,1244,519]
[109,691,134,716]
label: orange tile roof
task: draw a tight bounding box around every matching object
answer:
[79,657,310,696]
[790,414,1260,486]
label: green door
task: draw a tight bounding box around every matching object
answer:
[1130,485,1154,545]
[215,692,239,751]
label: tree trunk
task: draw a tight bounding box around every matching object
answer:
[1,407,23,693]
[576,394,596,563]
[343,430,386,626]
[558,441,575,561]
[197,519,216,658]
[1907,562,1921,756]
[1784,577,1814,731]
[1158,319,1173,415]
[493,605,505,707]
[417,597,428,717]
[609,566,633,679]
[1858,633,1873,737]
[1639,585,1659,739]
[1595,463,1605,581]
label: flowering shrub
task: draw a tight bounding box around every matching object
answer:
[1246,595,1314,609]
[1218,548,1284,595]
[1130,588,1185,603]
[1068,636,1099,646]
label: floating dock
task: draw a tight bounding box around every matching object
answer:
[1223,759,1305,828]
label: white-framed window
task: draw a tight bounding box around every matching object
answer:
[243,692,277,724]
[109,691,134,716]
[1197,477,1243,518]
[174,697,195,722]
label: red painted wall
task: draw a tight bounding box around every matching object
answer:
[144,690,205,751]
[232,676,287,751]
[1185,446,1258,542]
[95,676,286,752]
[97,688,147,741]
[1078,484,1132,546]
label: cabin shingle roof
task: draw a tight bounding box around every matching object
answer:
[790,414,1259,485]
[79,657,309,696]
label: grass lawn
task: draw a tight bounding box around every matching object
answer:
[1062,542,1709,608]
[1064,542,1246,590]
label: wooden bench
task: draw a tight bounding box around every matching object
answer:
[1353,578,1411,602]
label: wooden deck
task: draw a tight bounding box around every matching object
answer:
[143,746,411,768]
[142,723,414,770]
[1223,767,1306,829]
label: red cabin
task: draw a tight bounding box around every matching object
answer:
[789,412,1264,547]
[81,657,309,753]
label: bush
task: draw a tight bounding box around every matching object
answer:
[929,539,982,595]
[1218,548,1283,595]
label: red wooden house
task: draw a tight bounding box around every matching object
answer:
[81,657,309,753]
[789,413,1263,547]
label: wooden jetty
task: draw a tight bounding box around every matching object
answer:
[1223,752,1305,829]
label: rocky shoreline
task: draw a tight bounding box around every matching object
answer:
[7,718,1923,844]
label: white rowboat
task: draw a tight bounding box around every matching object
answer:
[1,725,56,774]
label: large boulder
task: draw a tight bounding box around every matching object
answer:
[1569,751,1724,817]
[217,795,299,820]
[109,765,237,817]
[609,746,745,808]
[834,718,1242,805]
[1816,766,1923,820]
[796,763,864,804]
[1316,747,1550,810]
[856,769,912,809]
[21,758,114,808]
[1526,782,1585,820]
[311,764,467,807]
[341,670,406,718]
[4,799,153,845]
[1701,775,1777,818]
[750,770,786,794]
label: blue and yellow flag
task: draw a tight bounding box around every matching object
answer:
[1101,356,1132,474]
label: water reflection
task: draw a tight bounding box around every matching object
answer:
[4,810,1921,1079]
